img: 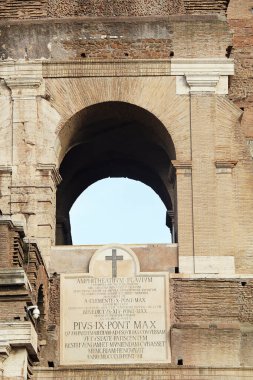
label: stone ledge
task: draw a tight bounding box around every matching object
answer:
[170,273,253,279]
[32,365,253,380]
[0,322,38,359]
[0,269,31,289]
[171,58,234,94]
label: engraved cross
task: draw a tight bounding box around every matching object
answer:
[105,249,123,278]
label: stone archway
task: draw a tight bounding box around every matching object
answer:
[55,101,176,245]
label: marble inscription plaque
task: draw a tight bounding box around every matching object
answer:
[60,245,170,365]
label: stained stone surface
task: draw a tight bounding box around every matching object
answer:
[60,245,170,365]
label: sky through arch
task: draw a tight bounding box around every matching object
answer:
[70,178,171,245]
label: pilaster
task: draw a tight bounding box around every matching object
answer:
[172,58,237,274]
[172,161,193,268]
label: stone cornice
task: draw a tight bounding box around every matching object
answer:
[215,160,237,169]
[0,61,44,98]
[0,61,43,79]
[0,268,32,291]
[185,74,220,93]
[36,164,62,186]
[215,160,237,173]
[171,58,234,76]
[0,165,12,174]
[171,160,192,174]
[0,59,234,95]
[171,58,234,94]
[5,77,42,90]
[0,322,38,359]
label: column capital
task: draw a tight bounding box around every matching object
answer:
[36,164,62,186]
[0,61,44,98]
[171,58,234,94]
[215,160,238,173]
[172,160,192,174]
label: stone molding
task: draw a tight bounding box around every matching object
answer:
[33,366,253,379]
[0,268,31,288]
[171,58,234,94]
[42,59,171,78]
[0,59,234,96]
[171,160,192,174]
[215,160,238,174]
[0,61,44,98]
[0,322,38,358]
[36,164,62,186]
[0,165,12,174]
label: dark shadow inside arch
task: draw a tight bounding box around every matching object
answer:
[56,101,176,245]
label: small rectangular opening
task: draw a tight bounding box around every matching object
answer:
[48,361,54,368]
[177,358,183,365]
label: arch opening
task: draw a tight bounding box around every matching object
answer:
[56,101,176,245]
[70,178,172,245]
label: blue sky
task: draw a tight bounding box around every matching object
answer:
[70,178,171,245]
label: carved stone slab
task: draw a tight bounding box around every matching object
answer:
[60,244,170,365]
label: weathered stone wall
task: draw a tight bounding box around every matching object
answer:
[39,273,253,367]
[170,277,253,366]
[0,0,229,19]
[0,16,231,61]
[32,366,253,380]
[0,1,253,377]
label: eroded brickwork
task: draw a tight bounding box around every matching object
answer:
[0,221,49,324]
[228,0,253,139]
[38,274,60,367]
[0,0,231,19]
[47,0,185,17]
[0,0,47,19]
[171,278,253,324]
